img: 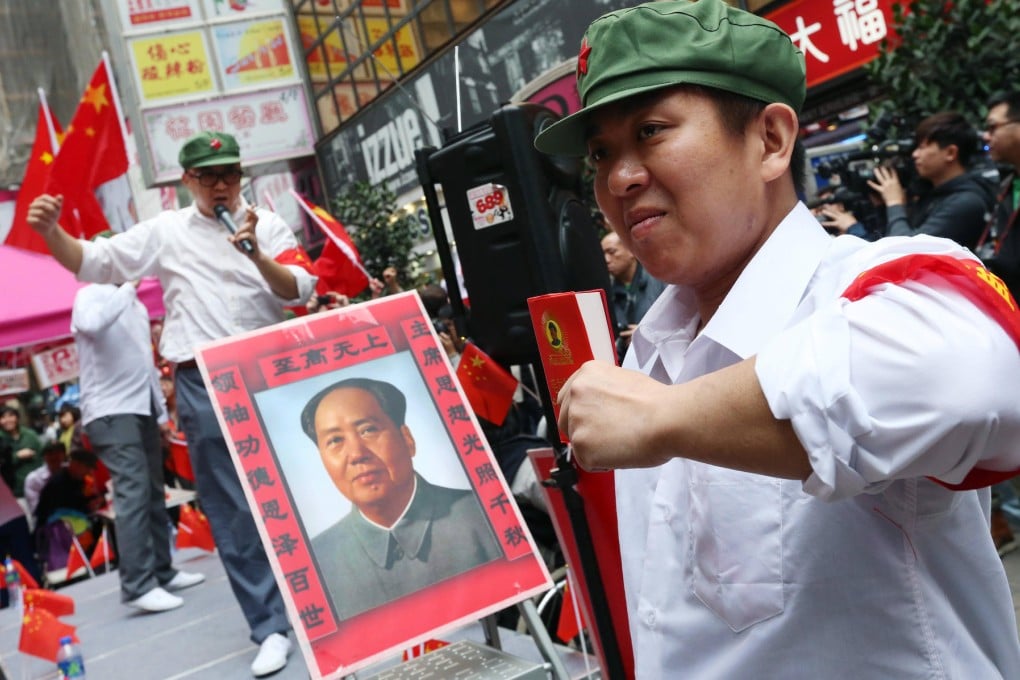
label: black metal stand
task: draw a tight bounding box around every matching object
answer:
[416,144,625,679]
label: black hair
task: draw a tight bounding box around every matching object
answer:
[679,85,807,195]
[416,283,449,318]
[300,378,407,444]
[68,447,97,467]
[989,91,1020,121]
[0,406,19,420]
[914,111,980,167]
[41,442,67,458]
[58,404,81,421]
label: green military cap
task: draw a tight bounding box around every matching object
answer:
[178,131,242,169]
[534,0,806,157]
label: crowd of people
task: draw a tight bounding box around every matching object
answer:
[808,94,1020,555]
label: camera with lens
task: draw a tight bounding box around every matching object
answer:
[316,294,332,306]
[813,113,917,233]
[432,317,449,336]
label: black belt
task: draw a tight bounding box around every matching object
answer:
[176,359,199,371]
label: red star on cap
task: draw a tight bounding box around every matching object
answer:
[577,38,591,76]
[210,138,222,150]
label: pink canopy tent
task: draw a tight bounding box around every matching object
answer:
[0,245,165,351]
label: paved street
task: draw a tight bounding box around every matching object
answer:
[0,547,594,679]
[0,540,1017,678]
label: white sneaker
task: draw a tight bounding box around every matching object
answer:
[126,587,183,613]
[250,633,291,677]
[164,570,205,591]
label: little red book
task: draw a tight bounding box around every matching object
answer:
[527,289,617,443]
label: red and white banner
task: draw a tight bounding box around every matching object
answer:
[0,368,30,397]
[31,342,79,388]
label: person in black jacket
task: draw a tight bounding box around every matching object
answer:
[869,111,996,250]
[979,91,1020,298]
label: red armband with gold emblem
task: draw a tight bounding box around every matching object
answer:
[841,254,1020,490]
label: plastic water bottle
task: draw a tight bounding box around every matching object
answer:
[56,636,86,679]
[4,556,20,609]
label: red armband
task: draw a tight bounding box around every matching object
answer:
[842,254,1020,490]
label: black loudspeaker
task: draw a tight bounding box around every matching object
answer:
[417,103,611,367]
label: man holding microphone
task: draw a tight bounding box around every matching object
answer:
[27,131,315,677]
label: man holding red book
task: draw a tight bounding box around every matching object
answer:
[538,0,1020,677]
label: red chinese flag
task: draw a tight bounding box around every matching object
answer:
[44,57,128,240]
[455,342,518,426]
[6,101,64,254]
[89,529,116,569]
[290,190,370,297]
[23,589,75,618]
[401,638,449,661]
[176,504,216,552]
[169,437,195,483]
[18,608,78,661]
[65,542,88,578]
[6,558,40,590]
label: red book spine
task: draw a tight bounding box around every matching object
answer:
[527,290,616,442]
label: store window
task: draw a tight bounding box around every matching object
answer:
[291,0,503,135]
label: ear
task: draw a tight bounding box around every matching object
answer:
[758,103,799,184]
[943,143,960,164]
[401,424,416,459]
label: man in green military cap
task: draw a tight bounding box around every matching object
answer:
[27,130,315,676]
[541,0,1020,677]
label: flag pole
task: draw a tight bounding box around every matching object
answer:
[288,188,372,280]
[70,535,96,580]
[101,51,131,164]
[37,88,60,151]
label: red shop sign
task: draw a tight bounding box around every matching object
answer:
[766,0,900,90]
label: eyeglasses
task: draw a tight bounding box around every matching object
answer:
[188,168,243,187]
[983,119,1020,135]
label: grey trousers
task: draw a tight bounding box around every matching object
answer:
[174,366,289,644]
[84,411,175,602]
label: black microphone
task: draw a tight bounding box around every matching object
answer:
[213,204,254,254]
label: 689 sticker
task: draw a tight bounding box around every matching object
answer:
[467,183,514,230]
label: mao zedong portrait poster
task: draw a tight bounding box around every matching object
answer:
[194,292,552,679]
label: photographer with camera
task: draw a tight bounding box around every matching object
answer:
[304,290,351,314]
[814,188,884,241]
[870,112,995,250]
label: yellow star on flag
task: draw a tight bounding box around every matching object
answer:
[82,83,110,114]
[39,151,54,164]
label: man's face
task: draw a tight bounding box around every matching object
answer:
[586,89,772,294]
[0,411,17,434]
[911,139,955,185]
[601,233,636,279]
[313,387,416,523]
[180,164,243,217]
[984,103,1020,167]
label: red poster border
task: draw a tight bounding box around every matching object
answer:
[196,292,552,679]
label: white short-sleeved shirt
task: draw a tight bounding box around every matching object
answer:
[618,202,1020,679]
[77,200,316,363]
[71,283,166,427]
